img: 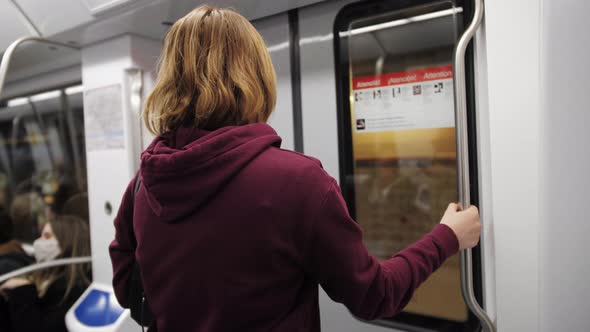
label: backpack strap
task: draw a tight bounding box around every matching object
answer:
[133,175,142,198]
[128,173,154,328]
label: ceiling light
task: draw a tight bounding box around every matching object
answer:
[342,7,463,37]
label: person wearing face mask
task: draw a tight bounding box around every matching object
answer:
[0,215,92,332]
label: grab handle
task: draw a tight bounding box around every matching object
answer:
[0,36,78,99]
[452,0,496,331]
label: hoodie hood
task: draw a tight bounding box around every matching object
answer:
[140,123,281,223]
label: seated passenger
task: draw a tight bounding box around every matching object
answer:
[0,210,34,276]
[0,215,91,332]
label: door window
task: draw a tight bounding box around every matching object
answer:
[334,1,481,331]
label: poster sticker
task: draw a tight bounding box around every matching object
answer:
[84,84,125,151]
[352,65,455,133]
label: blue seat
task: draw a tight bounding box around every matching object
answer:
[74,289,125,327]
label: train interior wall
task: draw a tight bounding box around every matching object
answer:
[0,0,589,331]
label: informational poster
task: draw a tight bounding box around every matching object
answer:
[84,84,125,151]
[352,65,455,133]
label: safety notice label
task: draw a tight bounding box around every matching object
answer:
[352,65,455,133]
[84,84,125,151]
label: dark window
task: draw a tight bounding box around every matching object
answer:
[0,87,87,243]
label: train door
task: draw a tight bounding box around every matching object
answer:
[298,0,493,331]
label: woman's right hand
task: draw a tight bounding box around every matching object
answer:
[440,203,481,250]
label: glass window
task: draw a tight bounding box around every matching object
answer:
[0,89,87,243]
[335,1,482,331]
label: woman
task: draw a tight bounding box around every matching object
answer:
[109,5,481,332]
[0,215,91,332]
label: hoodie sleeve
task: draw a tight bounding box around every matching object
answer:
[109,175,139,308]
[305,180,459,320]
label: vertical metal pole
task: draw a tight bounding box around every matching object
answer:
[288,9,304,153]
[453,0,496,331]
[61,91,85,191]
[126,68,144,173]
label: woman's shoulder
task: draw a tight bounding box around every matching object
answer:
[273,148,323,168]
[248,147,338,205]
[262,147,333,183]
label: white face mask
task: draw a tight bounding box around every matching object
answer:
[33,238,61,263]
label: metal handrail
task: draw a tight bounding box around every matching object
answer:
[0,256,91,284]
[453,0,496,331]
[0,36,79,100]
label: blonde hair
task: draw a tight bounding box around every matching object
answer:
[31,215,91,300]
[144,5,277,135]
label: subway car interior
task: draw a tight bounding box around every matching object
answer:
[0,0,588,331]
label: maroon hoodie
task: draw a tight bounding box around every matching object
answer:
[109,123,459,332]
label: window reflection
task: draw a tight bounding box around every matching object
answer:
[0,90,88,242]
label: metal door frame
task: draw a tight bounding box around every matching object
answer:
[333,1,486,331]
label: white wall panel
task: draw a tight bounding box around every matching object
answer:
[484,1,541,331]
[253,13,295,151]
[539,1,590,331]
[473,22,497,321]
[299,0,350,181]
[82,35,160,285]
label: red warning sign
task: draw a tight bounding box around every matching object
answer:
[352,65,455,132]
